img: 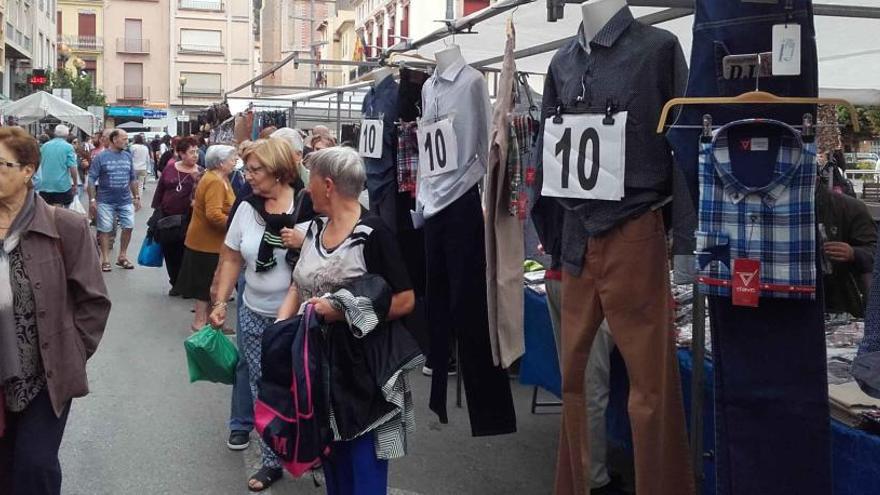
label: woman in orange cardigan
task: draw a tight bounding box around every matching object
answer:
[175,145,237,331]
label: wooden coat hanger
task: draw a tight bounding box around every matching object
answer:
[656,91,861,133]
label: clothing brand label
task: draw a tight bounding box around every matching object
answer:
[358,119,384,159]
[732,258,761,307]
[417,118,459,178]
[773,24,802,76]
[541,113,627,201]
[722,53,773,80]
[751,138,769,151]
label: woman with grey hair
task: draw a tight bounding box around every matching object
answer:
[277,147,417,495]
[175,144,238,331]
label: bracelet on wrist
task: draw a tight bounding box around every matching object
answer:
[212,301,228,309]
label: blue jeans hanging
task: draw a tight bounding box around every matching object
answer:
[666,1,831,494]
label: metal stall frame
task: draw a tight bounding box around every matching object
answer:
[225,4,880,489]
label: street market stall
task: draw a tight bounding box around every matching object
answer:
[0,90,99,135]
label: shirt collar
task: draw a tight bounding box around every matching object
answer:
[436,56,467,82]
[709,119,806,207]
[577,7,635,52]
[23,193,60,239]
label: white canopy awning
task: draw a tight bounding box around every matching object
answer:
[408,0,880,104]
[1,91,98,134]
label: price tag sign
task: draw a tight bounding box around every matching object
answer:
[541,113,627,201]
[358,119,384,159]
[772,23,801,76]
[417,118,458,178]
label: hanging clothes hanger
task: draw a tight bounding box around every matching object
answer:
[656,54,860,133]
[656,92,860,133]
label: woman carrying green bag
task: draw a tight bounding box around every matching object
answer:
[209,138,311,492]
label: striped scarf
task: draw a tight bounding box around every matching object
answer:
[245,195,297,273]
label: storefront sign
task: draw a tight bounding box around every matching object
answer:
[107,106,143,118]
[143,109,167,119]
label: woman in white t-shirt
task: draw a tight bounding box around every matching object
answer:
[129,133,151,190]
[208,137,311,492]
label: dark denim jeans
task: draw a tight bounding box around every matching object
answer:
[667,2,830,494]
[229,277,254,432]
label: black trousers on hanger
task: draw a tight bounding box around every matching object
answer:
[425,186,517,436]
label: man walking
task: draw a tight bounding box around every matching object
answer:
[88,129,141,272]
[36,124,78,206]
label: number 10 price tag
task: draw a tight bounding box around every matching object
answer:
[358,119,383,159]
[541,113,627,201]
[418,118,458,178]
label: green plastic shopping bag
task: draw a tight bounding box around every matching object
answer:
[184,325,239,384]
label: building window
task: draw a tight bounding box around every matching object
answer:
[388,13,395,45]
[122,62,144,100]
[179,0,223,12]
[179,29,223,54]
[463,0,490,16]
[401,5,409,39]
[179,71,222,96]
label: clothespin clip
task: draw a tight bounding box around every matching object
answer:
[602,99,617,126]
[553,106,563,124]
[802,113,814,141]
[701,114,713,142]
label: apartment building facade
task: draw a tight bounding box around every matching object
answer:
[5,0,57,98]
[316,8,354,87]
[260,0,333,95]
[57,0,102,87]
[172,0,254,118]
[353,0,489,59]
[102,0,170,115]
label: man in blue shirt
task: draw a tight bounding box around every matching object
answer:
[37,124,78,206]
[88,129,141,272]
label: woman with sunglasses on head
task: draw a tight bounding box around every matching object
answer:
[0,127,111,495]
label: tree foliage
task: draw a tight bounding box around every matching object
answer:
[47,68,107,109]
[838,105,880,146]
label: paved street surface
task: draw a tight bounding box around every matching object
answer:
[59,182,563,495]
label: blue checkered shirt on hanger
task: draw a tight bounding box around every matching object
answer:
[695,119,817,300]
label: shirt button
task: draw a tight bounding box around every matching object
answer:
[38,310,46,318]
[42,342,49,350]
[34,281,42,289]
[46,370,53,379]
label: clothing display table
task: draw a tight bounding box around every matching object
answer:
[520,287,880,495]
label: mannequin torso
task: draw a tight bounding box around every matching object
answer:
[435,44,465,74]
[581,0,627,53]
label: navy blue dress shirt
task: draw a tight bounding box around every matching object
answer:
[361,76,400,198]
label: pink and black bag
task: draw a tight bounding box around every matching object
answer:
[255,304,331,477]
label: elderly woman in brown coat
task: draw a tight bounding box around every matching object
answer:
[0,127,111,495]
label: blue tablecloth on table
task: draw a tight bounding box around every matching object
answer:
[520,287,880,495]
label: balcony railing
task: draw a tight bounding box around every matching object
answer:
[63,35,104,50]
[117,85,150,101]
[179,0,223,11]
[178,43,223,55]
[116,38,150,54]
[179,87,223,97]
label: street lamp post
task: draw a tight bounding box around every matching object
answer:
[178,75,188,134]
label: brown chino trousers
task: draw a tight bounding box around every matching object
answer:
[554,210,694,495]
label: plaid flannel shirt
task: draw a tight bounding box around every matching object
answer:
[696,119,817,300]
[396,122,419,198]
